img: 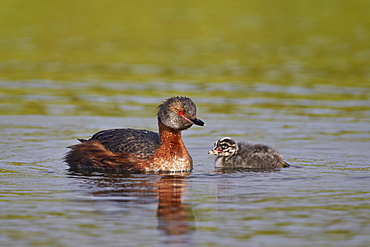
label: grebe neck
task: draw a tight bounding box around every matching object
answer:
[148,119,192,172]
[158,119,183,145]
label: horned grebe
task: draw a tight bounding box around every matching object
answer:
[64,96,205,172]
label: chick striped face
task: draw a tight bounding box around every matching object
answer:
[208,137,238,157]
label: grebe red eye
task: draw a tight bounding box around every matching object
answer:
[178,111,184,116]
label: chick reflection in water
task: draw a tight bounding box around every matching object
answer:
[72,172,194,244]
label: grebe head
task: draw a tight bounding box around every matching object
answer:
[208,137,239,157]
[157,96,205,130]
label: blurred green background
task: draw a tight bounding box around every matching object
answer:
[0,0,369,116]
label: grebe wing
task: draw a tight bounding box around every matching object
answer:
[87,128,160,158]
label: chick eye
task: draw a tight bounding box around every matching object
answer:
[221,144,229,149]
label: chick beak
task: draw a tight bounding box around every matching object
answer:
[208,149,218,155]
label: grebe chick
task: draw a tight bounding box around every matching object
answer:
[64,96,205,172]
[208,137,289,169]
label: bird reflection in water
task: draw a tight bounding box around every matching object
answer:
[156,175,194,236]
[69,171,194,244]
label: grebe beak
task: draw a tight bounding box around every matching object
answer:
[191,118,205,126]
[208,149,218,155]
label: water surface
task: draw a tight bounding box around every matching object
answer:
[1,95,369,246]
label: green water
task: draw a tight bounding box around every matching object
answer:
[1,0,370,117]
[1,1,370,82]
[1,0,369,117]
[1,1,370,246]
